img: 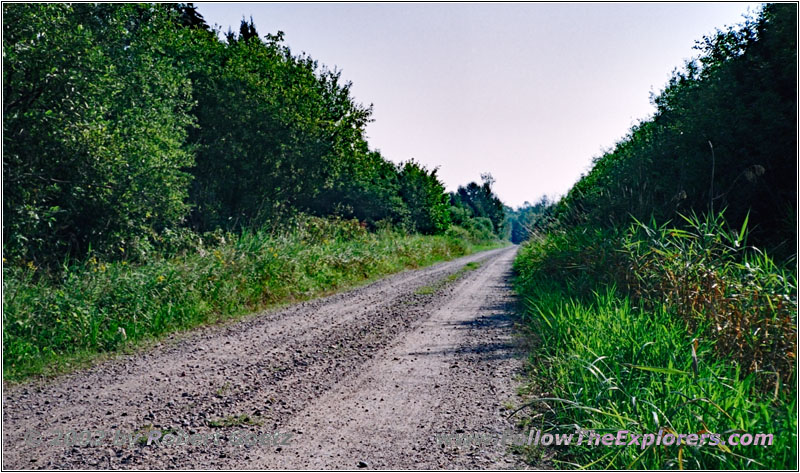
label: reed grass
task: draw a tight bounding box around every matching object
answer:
[513,212,796,469]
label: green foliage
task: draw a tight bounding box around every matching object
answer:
[554,4,796,255]
[164,3,209,31]
[623,212,797,387]
[4,4,489,269]
[515,285,796,469]
[311,145,408,228]
[513,216,797,469]
[3,216,503,380]
[397,160,451,234]
[185,24,373,231]
[450,173,506,236]
[506,196,552,244]
[514,224,626,298]
[444,222,497,247]
[3,3,196,265]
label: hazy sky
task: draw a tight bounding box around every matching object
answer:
[196,2,762,208]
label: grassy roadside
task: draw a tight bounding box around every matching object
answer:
[3,217,507,381]
[511,215,797,469]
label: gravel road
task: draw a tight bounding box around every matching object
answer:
[3,246,527,469]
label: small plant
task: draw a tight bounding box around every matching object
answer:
[415,285,436,295]
[624,211,797,389]
[214,382,232,397]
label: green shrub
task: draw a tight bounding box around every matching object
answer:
[553,4,796,253]
[3,4,196,265]
[513,214,797,469]
[3,216,502,380]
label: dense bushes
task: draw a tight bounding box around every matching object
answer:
[450,175,506,235]
[3,4,506,269]
[624,214,796,386]
[512,4,796,469]
[552,3,796,256]
[505,196,553,244]
[3,4,196,264]
[514,217,796,469]
[185,27,374,231]
[398,160,452,234]
[3,215,503,380]
[517,214,797,387]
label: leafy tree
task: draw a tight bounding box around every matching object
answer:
[238,17,259,42]
[164,3,209,31]
[3,3,195,264]
[185,29,371,231]
[309,142,407,227]
[506,196,551,244]
[397,160,450,234]
[451,174,505,234]
[555,4,796,255]
[3,3,503,269]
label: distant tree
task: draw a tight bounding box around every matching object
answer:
[163,3,209,30]
[238,16,259,42]
[506,196,551,244]
[397,161,451,234]
[452,174,505,234]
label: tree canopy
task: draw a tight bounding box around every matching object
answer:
[548,3,796,255]
[3,3,506,267]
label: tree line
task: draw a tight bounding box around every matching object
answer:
[542,3,796,256]
[3,3,506,268]
[509,7,797,468]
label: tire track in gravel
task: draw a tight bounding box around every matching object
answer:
[2,246,525,469]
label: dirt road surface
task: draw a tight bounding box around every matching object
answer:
[3,246,527,469]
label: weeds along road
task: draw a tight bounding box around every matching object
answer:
[3,246,525,469]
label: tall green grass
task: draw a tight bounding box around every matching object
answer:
[3,216,504,381]
[513,214,796,469]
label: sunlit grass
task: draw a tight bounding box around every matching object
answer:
[513,214,797,469]
[3,217,504,381]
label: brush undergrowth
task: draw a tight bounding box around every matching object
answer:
[513,212,796,469]
[3,216,505,381]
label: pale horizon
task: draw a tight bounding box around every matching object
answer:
[197,2,763,208]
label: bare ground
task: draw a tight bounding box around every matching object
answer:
[3,246,528,469]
